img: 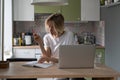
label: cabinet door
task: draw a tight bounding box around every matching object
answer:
[35,49,42,55]
[13,0,34,21]
[34,5,61,13]
[34,0,80,21]
[35,49,42,60]
[13,49,36,58]
[61,0,80,21]
[81,0,100,21]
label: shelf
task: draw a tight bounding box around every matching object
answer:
[101,2,120,8]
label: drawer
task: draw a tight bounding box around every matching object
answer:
[35,54,42,61]
[35,49,42,55]
[13,49,36,58]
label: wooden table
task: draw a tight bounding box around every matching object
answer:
[0,62,120,80]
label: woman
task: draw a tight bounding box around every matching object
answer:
[33,13,85,80]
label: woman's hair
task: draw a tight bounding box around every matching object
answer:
[45,13,64,36]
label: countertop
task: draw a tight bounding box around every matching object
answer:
[13,45,105,49]
[13,45,40,49]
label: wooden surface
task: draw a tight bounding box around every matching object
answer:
[0,62,120,79]
[13,45,40,49]
[13,45,105,49]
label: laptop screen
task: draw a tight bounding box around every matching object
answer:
[58,45,96,69]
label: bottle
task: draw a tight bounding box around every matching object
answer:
[21,32,25,46]
[100,0,105,5]
[105,0,108,5]
[74,33,78,44]
[25,32,32,45]
[13,34,18,46]
[18,33,22,46]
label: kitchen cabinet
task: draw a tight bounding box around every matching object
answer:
[35,6,61,14]
[34,0,100,21]
[62,0,100,21]
[13,0,34,21]
[13,48,36,58]
[13,46,42,60]
[35,49,42,60]
[34,0,79,21]
[81,0,100,21]
[61,0,80,21]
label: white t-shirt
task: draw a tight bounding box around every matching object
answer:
[43,31,77,58]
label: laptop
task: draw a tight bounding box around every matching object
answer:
[58,44,95,69]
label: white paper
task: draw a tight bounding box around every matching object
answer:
[23,61,53,68]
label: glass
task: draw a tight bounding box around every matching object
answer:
[95,52,103,64]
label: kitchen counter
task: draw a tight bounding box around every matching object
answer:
[13,45,40,49]
[13,45,105,49]
[96,45,105,49]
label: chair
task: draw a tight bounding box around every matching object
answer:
[6,58,37,80]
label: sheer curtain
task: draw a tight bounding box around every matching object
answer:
[4,0,12,60]
[0,0,2,61]
[0,0,12,61]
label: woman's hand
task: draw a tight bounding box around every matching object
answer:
[38,56,50,63]
[33,33,43,44]
[38,56,58,63]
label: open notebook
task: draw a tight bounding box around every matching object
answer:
[22,61,53,68]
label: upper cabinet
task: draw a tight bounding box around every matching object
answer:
[81,0,100,21]
[61,0,80,21]
[35,6,61,13]
[62,0,100,21]
[34,0,80,21]
[13,0,34,21]
[35,0,100,21]
[13,0,100,21]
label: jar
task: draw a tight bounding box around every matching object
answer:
[107,0,112,4]
[13,34,19,46]
[114,0,119,2]
[25,32,32,45]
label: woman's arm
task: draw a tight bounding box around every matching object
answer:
[33,33,51,57]
[50,57,58,63]
[33,33,58,63]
